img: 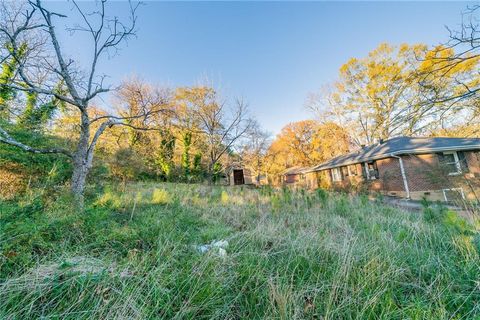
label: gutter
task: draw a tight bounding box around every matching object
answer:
[391,155,410,199]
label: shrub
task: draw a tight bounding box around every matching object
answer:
[0,124,72,199]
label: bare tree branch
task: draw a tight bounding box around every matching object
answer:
[0,126,72,157]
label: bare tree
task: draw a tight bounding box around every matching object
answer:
[419,5,480,109]
[238,120,271,184]
[185,87,253,182]
[0,0,167,204]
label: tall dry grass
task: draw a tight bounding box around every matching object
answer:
[1,183,479,319]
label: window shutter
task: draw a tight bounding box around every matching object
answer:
[457,151,468,172]
[372,161,379,179]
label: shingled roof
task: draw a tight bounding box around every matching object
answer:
[307,136,480,172]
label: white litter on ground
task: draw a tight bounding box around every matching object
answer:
[197,239,229,256]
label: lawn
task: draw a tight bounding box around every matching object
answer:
[1,183,479,319]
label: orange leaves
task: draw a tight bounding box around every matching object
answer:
[265,120,351,175]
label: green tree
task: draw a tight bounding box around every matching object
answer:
[17,92,59,132]
[192,152,203,181]
[0,44,27,121]
[155,130,176,181]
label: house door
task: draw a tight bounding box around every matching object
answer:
[233,169,245,185]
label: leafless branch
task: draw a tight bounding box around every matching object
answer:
[0,126,72,157]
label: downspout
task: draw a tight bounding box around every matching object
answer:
[391,155,410,199]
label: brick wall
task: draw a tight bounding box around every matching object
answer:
[284,174,299,184]
[378,151,480,200]
[400,154,445,191]
[307,150,480,201]
[320,163,365,191]
[466,151,480,174]
[305,171,318,189]
[375,158,403,192]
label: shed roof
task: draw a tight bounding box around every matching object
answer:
[307,136,480,172]
[282,166,307,175]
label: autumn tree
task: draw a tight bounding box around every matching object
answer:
[265,120,350,178]
[268,120,319,169]
[112,79,174,179]
[312,121,351,160]
[0,1,172,204]
[174,86,253,183]
[416,6,480,136]
[309,43,479,145]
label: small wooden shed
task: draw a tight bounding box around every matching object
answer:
[227,166,254,186]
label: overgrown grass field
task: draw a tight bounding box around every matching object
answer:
[1,183,479,319]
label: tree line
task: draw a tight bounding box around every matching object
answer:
[0,1,254,206]
[1,1,480,205]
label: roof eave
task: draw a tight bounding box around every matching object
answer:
[310,144,480,172]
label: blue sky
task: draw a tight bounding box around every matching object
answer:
[48,1,472,134]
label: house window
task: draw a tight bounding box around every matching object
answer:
[331,167,342,182]
[364,161,379,180]
[440,151,462,175]
[348,165,358,176]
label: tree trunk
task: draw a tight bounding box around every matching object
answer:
[71,158,88,204]
[70,113,91,207]
[207,162,215,185]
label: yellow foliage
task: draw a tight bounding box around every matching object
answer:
[151,188,172,205]
[327,42,480,143]
[221,190,229,204]
[265,121,351,177]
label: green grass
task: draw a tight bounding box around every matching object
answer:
[1,182,479,319]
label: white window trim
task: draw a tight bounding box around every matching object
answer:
[364,162,377,180]
[443,151,462,175]
[442,188,465,202]
[347,165,356,176]
[332,168,342,182]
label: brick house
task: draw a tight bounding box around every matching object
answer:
[282,166,304,185]
[303,136,480,202]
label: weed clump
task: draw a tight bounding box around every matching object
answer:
[333,194,350,216]
[221,190,229,204]
[151,188,171,205]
